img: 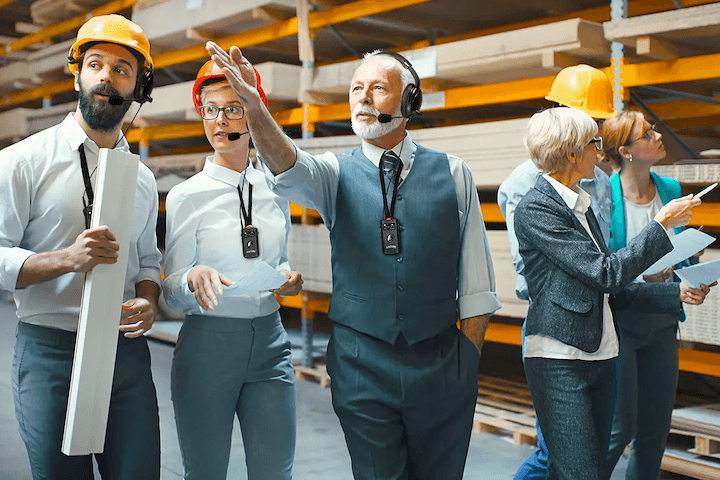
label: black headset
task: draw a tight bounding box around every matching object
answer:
[375,51,423,119]
[68,46,154,104]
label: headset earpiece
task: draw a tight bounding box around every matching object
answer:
[134,66,154,104]
[376,51,422,119]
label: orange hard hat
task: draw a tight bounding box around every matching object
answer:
[68,14,153,76]
[192,59,268,114]
[545,64,616,119]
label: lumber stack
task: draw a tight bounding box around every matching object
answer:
[664,404,720,479]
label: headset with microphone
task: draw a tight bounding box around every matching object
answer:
[374,51,423,123]
[69,51,155,106]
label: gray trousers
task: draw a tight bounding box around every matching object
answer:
[171,312,296,480]
[327,323,480,480]
[12,321,160,480]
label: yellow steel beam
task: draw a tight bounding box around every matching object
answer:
[664,114,720,130]
[678,348,720,378]
[321,0,717,66]
[622,53,720,88]
[633,99,720,121]
[0,0,138,58]
[0,79,75,107]
[125,122,205,144]
[0,0,433,107]
[0,0,19,10]
[152,0,434,69]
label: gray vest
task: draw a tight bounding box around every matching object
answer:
[328,144,460,345]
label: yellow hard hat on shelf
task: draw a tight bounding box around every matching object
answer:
[67,14,153,76]
[545,64,616,119]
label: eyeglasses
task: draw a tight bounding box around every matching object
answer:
[198,104,245,120]
[588,137,603,151]
[628,124,658,144]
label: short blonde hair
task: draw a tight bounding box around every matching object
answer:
[524,107,598,174]
[200,80,233,105]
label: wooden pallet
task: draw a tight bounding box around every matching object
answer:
[474,375,537,445]
[661,404,720,479]
[294,364,331,388]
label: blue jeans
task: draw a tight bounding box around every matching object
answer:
[525,357,615,480]
[327,324,480,480]
[514,417,548,480]
[604,324,678,480]
[12,322,160,480]
[171,312,296,480]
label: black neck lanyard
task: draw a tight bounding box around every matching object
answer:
[379,154,402,220]
[79,144,94,229]
[237,181,253,228]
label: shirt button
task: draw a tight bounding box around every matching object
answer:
[397,257,403,263]
[396,195,402,200]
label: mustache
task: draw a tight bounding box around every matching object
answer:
[353,104,380,117]
[89,83,121,98]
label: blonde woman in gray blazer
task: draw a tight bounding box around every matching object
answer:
[514,107,704,480]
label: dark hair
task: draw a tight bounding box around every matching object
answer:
[76,41,144,76]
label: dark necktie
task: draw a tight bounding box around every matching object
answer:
[381,151,403,184]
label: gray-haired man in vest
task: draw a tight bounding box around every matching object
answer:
[207,41,501,480]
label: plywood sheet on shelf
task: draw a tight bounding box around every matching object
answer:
[133,62,301,126]
[604,3,720,58]
[304,18,610,104]
[294,118,530,189]
[131,0,297,52]
[30,0,109,26]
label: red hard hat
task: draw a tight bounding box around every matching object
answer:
[192,59,267,114]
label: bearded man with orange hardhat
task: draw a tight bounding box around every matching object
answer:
[0,15,162,479]
[498,64,616,480]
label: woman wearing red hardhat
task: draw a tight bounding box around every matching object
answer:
[163,59,300,480]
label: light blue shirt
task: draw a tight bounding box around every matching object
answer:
[163,157,291,318]
[263,133,501,319]
[0,113,162,332]
[497,158,612,301]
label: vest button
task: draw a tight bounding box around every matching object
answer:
[398,315,404,321]
[396,195,402,200]
[397,256,403,263]
[397,285,404,291]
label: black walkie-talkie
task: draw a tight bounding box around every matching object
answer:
[381,217,401,255]
[242,226,259,258]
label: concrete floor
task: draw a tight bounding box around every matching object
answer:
[0,299,637,479]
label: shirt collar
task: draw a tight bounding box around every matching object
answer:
[203,156,258,186]
[60,112,130,155]
[361,133,416,172]
[543,174,592,215]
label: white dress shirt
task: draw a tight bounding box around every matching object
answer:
[523,174,619,361]
[163,157,291,318]
[264,133,501,319]
[0,113,162,332]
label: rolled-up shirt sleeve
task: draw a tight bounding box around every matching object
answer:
[452,156,501,318]
[262,143,340,229]
[0,154,34,291]
[134,172,162,287]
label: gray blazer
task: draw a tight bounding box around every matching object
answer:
[515,176,679,353]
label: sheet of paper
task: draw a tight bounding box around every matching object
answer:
[643,228,715,275]
[675,258,720,289]
[223,262,287,296]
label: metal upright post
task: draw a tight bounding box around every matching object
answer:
[610,0,628,113]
